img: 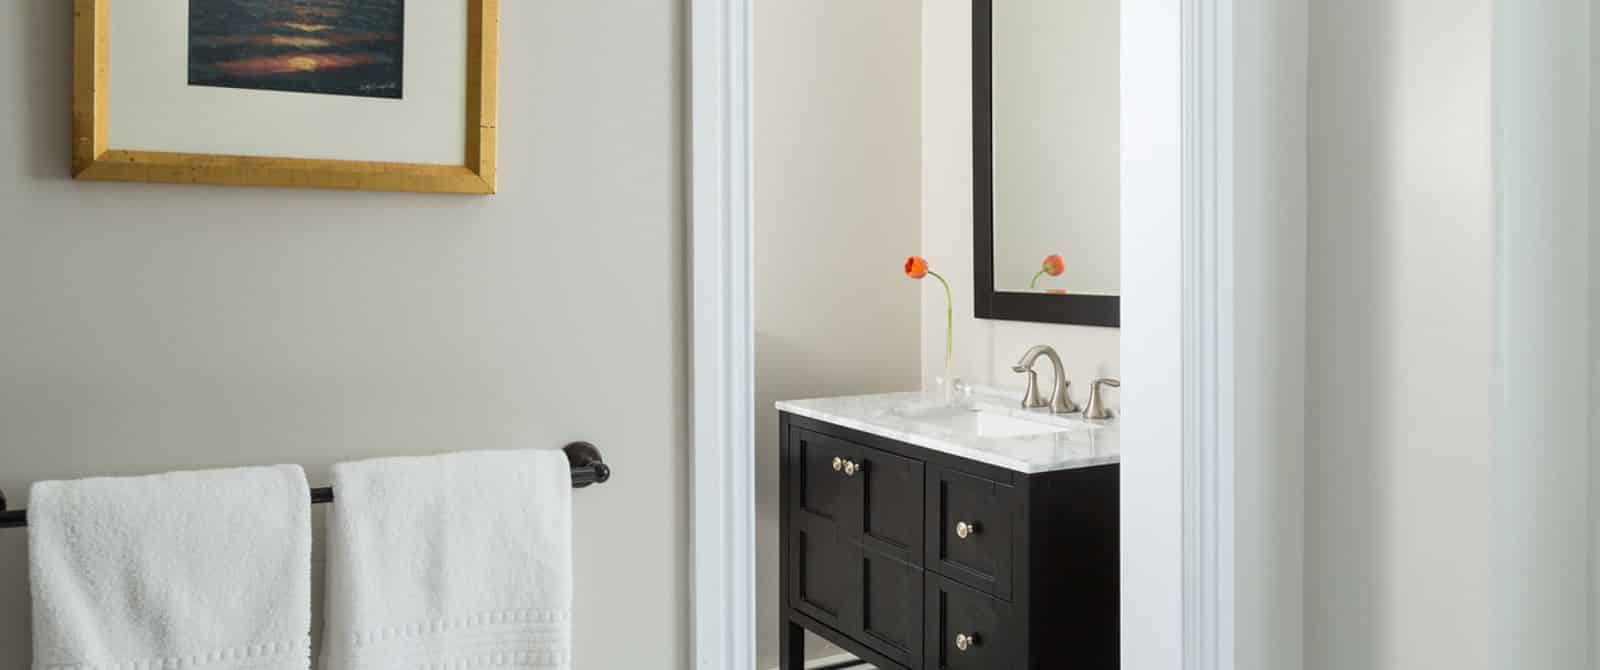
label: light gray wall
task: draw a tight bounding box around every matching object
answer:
[1592,1,1600,664]
[922,0,1121,396]
[0,2,687,668]
[1490,1,1592,667]
[1233,0,1308,667]
[1307,1,1497,668]
[753,1,924,667]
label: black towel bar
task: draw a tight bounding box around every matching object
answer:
[0,441,610,530]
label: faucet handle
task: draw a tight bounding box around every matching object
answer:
[1084,377,1120,420]
[1016,368,1047,408]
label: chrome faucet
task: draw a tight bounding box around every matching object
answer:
[1012,345,1079,414]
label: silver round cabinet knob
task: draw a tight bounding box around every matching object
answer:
[832,457,843,472]
[955,633,980,652]
[956,521,980,539]
[843,460,858,476]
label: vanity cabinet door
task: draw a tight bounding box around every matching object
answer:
[927,467,1016,600]
[789,512,859,633]
[787,429,863,633]
[858,447,924,565]
[925,574,1018,670]
[788,426,928,661]
[793,429,861,525]
[792,428,924,555]
[856,550,924,668]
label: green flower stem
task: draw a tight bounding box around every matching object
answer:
[1029,269,1048,289]
[927,270,952,371]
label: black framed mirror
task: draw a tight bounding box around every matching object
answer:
[973,0,1121,327]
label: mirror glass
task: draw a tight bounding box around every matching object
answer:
[977,0,1120,324]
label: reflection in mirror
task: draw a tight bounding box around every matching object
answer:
[992,0,1119,295]
[976,0,1120,326]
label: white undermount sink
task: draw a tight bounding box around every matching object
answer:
[891,404,1081,439]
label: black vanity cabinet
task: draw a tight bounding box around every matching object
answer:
[780,412,1119,670]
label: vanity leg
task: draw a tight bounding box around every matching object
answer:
[780,619,805,670]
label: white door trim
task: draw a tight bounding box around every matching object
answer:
[692,0,1232,667]
[1122,0,1234,668]
[688,0,756,668]
[1119,0,1185,666]
[1181,0,1234,669]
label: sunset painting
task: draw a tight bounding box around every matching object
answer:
[188,0,404,99]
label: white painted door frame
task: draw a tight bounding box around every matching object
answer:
[1181,0,1234,668]
[689,0,755,668]
[1123,0,1235,669]
[688,0,1236,668]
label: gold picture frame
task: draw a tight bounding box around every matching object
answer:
[71,0,499,195]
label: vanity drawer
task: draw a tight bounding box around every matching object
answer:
[926,466,1016,600]
[925,573,1018,670]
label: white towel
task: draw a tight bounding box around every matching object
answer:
[320,449,574,670]
[28,465,312,670]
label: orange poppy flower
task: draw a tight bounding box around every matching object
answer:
[904,256,929,279]
[902,255,952,371]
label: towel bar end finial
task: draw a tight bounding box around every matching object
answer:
[562,441,607,488]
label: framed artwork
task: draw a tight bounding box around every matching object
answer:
[72,0,499,194]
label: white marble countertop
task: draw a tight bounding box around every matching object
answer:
[775,388,1119,474]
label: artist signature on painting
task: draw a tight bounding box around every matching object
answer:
[360,82,400,93]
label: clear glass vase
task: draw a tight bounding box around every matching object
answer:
[925,364,962,407]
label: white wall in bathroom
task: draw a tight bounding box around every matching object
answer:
[1306,1,1497,668]
[0,2,688,668]
[752,1,924,668]
[921,0,1121,401]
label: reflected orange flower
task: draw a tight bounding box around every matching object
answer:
[1030,253,1066,289]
